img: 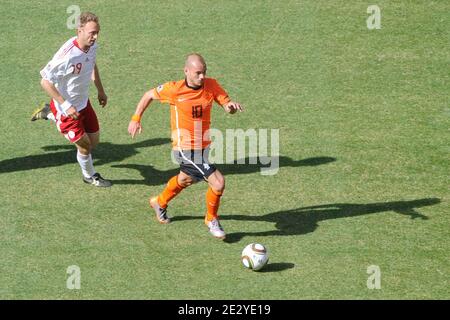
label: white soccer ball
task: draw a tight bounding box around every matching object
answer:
[241,243,269,271]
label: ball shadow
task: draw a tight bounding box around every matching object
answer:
[258,262,295,273]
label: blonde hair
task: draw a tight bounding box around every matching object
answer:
[78,12,99,28]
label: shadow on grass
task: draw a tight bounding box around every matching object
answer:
[110,156,336,185]
[1,135,335,185]
[257,262,296,273]
[171,198,440,244]
[0,138,170,174]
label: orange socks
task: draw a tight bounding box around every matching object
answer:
[157,176,222,220]
[158,175,184,208]
[206,187,223,221]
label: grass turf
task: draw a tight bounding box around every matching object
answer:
[0,0,448,299]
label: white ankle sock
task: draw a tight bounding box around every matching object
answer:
[77,151,96,178]
[47,113,56,122]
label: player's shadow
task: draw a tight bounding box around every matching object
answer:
[110,164,180,186]
[0,138,170,174]
[110,156,336,185]
[217,156,336,175]
[171,198,440,243]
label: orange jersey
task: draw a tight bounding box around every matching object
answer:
[152,78,231,150]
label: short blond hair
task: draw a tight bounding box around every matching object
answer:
[78,12,99,28]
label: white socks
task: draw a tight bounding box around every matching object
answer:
[77,150,96,178]
[47,113,56,122]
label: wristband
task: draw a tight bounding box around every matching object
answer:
[61,100,72,112]
[131,114,141,122]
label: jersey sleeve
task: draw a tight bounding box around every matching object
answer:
[210,79,231,106]
[40,57,70,84]
[152,82,176,104]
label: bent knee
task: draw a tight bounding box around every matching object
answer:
[178,175,194,188]
[75,136,92,155]
[210,177,225,193]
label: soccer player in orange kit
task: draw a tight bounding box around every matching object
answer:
[128,53,243,239]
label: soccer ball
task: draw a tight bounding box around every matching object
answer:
[241,243,269,271]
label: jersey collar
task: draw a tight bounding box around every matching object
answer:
[73,39,90,53]
[184,78,203,90]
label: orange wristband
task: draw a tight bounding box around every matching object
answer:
[131,114,141,122]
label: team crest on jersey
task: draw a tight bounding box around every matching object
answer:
[157,84,164,92]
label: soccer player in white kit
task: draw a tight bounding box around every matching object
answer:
[35,12,111,187]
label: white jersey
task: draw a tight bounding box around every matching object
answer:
[40,36,97,115]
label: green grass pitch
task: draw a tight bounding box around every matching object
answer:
[0,0,448,299]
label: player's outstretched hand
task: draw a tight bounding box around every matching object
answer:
[224,101,243,114]
[98,91,108,107]
[128,120,142,139]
